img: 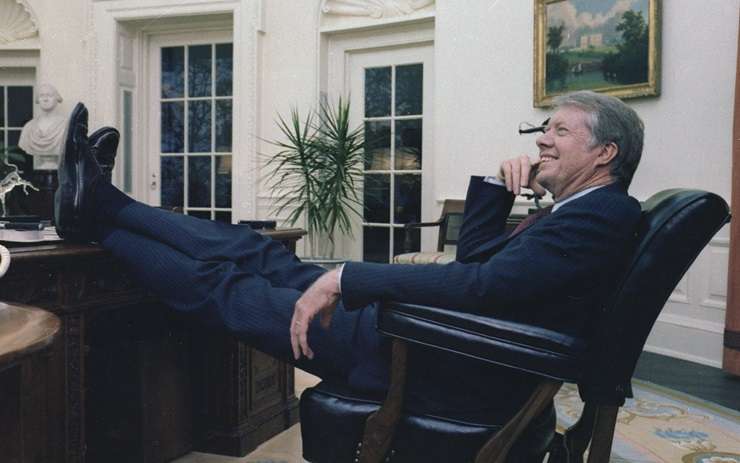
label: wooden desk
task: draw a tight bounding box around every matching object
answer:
[0,228,306,462]
[0,303,60,463]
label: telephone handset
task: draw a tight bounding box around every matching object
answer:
[516,119,550,208]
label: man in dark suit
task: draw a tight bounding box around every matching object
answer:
[55,90,643,415]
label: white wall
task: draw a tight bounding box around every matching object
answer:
[433,0,739,366]
[434,0,737,202]
[256,0,322,227]
[20,0,88,117]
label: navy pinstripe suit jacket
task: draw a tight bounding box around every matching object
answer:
[341,176,641,336]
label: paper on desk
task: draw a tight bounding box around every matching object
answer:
[0,226,63,243]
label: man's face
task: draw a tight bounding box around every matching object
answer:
[534,106,606,200]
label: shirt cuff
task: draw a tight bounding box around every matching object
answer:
[483,176,506,186]
[337,263,345,294]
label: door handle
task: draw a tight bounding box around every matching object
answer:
[150,173,157,190]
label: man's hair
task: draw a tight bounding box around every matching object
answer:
[553,91,644,187]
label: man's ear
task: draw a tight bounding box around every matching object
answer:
[595,142,619,167]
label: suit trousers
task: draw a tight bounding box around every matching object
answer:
[92,182,382,383]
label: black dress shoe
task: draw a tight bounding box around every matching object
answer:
[89,127,119,183]
[54,103,103,241]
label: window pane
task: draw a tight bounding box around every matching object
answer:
[188,100,212,153]
[188,156,211,208]
[364,121,390,170]
[394,227,420,256]
[363,174,390,223]
[364,67,391,117]
[6,130,30,173]
[216,43,233,96]
[189,45,212,97]
[188,210,211,220]
[394,174,421,224]
[0,87,4,126]
[8,86,33,127]
[161,156,184,208]
[395,64,423,116]
[161,102,184,153]
[123,91,133,193]
[395,119,422,170]
[363,226,390,263]
[2,130,32,182]
[215,100,232,152]
[215,155,231,208]
[161,47,184,98]
[215,211,231,223]
[7,130,21,150]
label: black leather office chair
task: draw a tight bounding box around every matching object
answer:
[300,189,730,463]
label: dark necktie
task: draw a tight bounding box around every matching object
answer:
[509,205,553,238]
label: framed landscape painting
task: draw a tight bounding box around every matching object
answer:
[533,0,661,107]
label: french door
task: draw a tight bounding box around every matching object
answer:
[349,45,434,262]
[148,31,234,222]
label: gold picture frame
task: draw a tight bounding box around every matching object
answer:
[533,0,661,107]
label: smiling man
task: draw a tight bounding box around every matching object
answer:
[291,90,644,363]
[54,90,643,418]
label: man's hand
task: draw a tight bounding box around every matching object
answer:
[497,155,547,197]
[291,268,341,360]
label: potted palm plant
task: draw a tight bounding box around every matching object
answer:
[266,97,364,264]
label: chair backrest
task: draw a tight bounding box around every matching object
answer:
[437,200,466,251]
[435,200,530,252]
[579,189,730,405]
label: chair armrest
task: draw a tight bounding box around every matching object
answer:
[400,219,447,253]
[403,219,445,229]
[377,301,586,382]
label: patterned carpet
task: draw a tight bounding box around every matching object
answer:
[176,373,740,463]
[555,380,740,463]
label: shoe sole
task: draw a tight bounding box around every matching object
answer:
[55,103,88,239]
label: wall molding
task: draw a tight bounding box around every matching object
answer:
[321,0,434,19]
[668,276,690,304]
[710,237,730,247]
[655,312,725,335]
[702,237,730,310]
[0,0,39,45]
[643,344,722,369]
[319,0,434,34]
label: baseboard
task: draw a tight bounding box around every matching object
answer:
[643,344,722,369]
[656,313,725,334]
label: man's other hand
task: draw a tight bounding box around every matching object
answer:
[497,155,547,197]
[291,268,341,360]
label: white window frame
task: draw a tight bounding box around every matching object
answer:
[323,20,435,261]
[147,31,234,221]
[90,0,259,221]
[351,54,431,263]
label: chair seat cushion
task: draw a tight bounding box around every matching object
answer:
[393,252,456,265]
[300,380,556,463]
[378,303,587,382]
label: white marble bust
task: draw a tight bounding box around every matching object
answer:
[18,83,66,170]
